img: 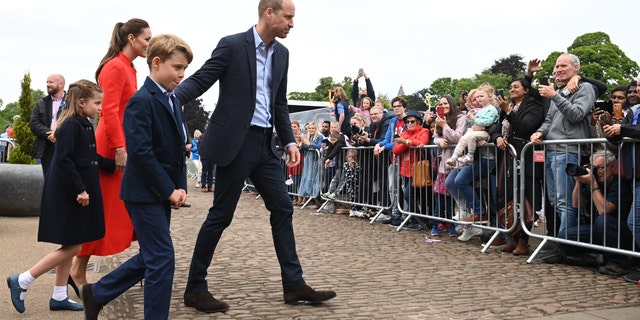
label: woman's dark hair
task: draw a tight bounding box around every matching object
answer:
[611,85,629,96]
[436,94,460,137]
[611,85,630,109]
[510,78,532,103]
[95,18,150,81]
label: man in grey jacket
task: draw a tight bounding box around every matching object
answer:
[530,53,597,236]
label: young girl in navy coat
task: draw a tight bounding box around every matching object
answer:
[7,80,115,314]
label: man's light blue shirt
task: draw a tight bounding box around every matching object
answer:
[252,26,273,128]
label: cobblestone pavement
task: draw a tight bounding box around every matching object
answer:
[2,183,639,319]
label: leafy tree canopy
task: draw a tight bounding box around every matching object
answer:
[289,76,353,102]
[182,98,210,138]
[489,54,526,79]
[424,72,511,105]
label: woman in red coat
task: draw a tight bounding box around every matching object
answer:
[392,110,430,220]
[69,18,151,290]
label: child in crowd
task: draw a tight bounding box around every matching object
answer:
[8,80,115,314]
[322,131,347,199]
[192,129,203,188]
[446,85,499,166]
[350,96,373,125]
[343,150,362,217]
[79,34,193,320]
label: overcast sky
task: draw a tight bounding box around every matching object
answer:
[1,0,638,111]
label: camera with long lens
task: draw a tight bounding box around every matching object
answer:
[351,124,365,136]
[565,163,589,176]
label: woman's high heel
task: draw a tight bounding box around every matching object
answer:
[67,275,80,298]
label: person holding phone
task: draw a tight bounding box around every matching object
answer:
[489,78,546,254]
[530,53,598,237]
[430,95,467,237]
[351,69,375,110]
[589,86,628,150]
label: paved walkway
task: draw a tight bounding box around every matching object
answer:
[2,183,639,319]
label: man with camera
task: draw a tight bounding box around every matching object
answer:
[546,150,633,275]
[530,53,598,236]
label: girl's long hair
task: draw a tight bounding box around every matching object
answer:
[54,80,102,138]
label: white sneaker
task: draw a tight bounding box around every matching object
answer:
[350,210,365,218]
[195,183,201,188]
[458,227,483,241]
[372,213,391,221]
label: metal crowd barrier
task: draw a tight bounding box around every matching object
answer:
[318,146,391,216]
[284,148,322,209]
[243,132,640,265]
[520,138,640,264]
[389,143,519,252]
[0,138,15,163]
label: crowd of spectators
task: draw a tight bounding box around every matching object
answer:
[283,56,640,286]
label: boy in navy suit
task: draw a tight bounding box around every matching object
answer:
[81,34,193,320]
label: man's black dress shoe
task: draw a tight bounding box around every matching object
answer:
[80,284,102,320]
[184,290,229,313]
[283,285,336,305]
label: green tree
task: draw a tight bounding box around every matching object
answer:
[0,90,44,131]
[10,73,36,164]
[423,72,511,105]
[288,76,353,102]
[425,77,457,99]
[182,98,210,138]
[474,72,512,92]
[489,54,526,79]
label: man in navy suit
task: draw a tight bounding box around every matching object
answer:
[176,0,335,313]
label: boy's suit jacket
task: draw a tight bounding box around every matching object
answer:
[121,76,188,203]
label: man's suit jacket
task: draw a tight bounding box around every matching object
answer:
[121,76,187,203]
[175,28,295,167]
[29,95,56,158]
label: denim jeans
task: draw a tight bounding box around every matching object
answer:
[453,157,495,217]
[628,182,640,249]
[389,163,401,220]
[545,151,578,235]
[445,168,467,213]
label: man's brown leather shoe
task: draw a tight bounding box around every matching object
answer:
[184,290,229,313]
[283,285,336,305]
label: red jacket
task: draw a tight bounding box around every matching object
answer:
[392,127,430,177]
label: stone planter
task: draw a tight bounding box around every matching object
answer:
[0,163,43,217]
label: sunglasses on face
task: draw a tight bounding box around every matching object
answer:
[406,120,418,124]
